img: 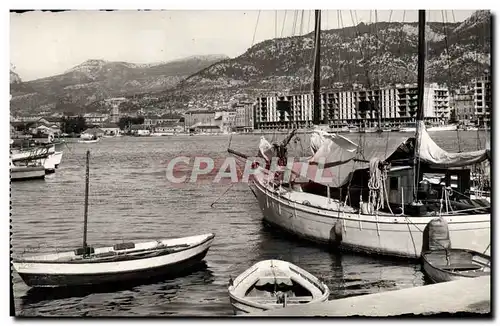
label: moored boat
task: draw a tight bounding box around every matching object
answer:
[227,10,490,260]
[78,138,100,144]
[228,259,330,315]
[12,150,216,288]
[12,233,215,287]
[427,124,458,132]
[422,249,490,283]
[10,159,45,181]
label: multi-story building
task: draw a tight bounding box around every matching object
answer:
[234,101,255,132]
[83,113,109,126]
[452,86,475,123]
[254,84,450,130]
[144,114,182,126]
[183,109,217,128]
[473,70,491,127]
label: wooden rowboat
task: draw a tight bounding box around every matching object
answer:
[12,233,215,288]
[228,259,330,315]
[12,150,215,288]
[422,248,491,283]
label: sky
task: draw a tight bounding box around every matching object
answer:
[10,9,478,81]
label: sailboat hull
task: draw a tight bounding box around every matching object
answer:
[13,234,215,287]
[250,175,490,259]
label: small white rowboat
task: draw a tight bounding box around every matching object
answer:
[228,259,330,315]
[12,233,215,288]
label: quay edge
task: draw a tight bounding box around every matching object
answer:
[247,275,491,317]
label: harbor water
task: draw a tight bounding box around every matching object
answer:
[10,131,489,316]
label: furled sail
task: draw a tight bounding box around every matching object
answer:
[416,121,490,168]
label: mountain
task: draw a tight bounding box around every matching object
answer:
[175,10,490,106]
[10,54,229,115]
[11,10,490,116]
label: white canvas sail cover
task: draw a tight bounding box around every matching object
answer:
[258,136,274,162]
[416,121,490,168]
[309,129,359,167]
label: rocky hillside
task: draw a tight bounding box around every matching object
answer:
[11,10,490,116]
[10,54,228,115]
[182,10,490,94]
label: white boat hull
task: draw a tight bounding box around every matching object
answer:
[53,151,63,168]
[399,127,416,133]
[251,173,490,259]
[12,233,215,287]
[11,146,59,173]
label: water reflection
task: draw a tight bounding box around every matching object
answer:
[19,261,213,308]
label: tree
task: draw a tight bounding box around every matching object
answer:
[118,116,145,130]
[61,115,88,134]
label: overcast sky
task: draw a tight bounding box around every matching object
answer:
[10,10,477,81]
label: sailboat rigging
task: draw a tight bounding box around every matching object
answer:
[228,9,490,259]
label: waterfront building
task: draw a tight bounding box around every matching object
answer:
[473,70,491,127]
[184,109,217,127]
[234,102,255,132]
[83,113,109,126]
[254,83,450,130]
[452,86,475,124]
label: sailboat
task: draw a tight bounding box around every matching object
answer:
[12,150,215,287]
[228,10,490,259]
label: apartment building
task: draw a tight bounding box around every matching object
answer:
[234,102,255,131]
[452,86,475,123]
[254,84,450,129]
[473,70,491,127]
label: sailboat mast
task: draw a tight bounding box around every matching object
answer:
[83,150,90,252]
[416,10,426,122]
[413,10,426,202]
[312,10,321,125]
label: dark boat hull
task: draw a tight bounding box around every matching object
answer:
[17,249,209,288]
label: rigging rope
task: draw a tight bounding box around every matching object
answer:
[250,10,261,48]
[367,158,387,212]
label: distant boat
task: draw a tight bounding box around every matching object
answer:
[10,159,45,181]
[363,127,379,133]
[12,150,216,288]
[422,249,490,283]
[78,138,100,144]
[228,259,330,315]
[151,132,174,137]
[427,124,458,132]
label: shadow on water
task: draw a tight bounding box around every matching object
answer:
[20,261,212,306]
